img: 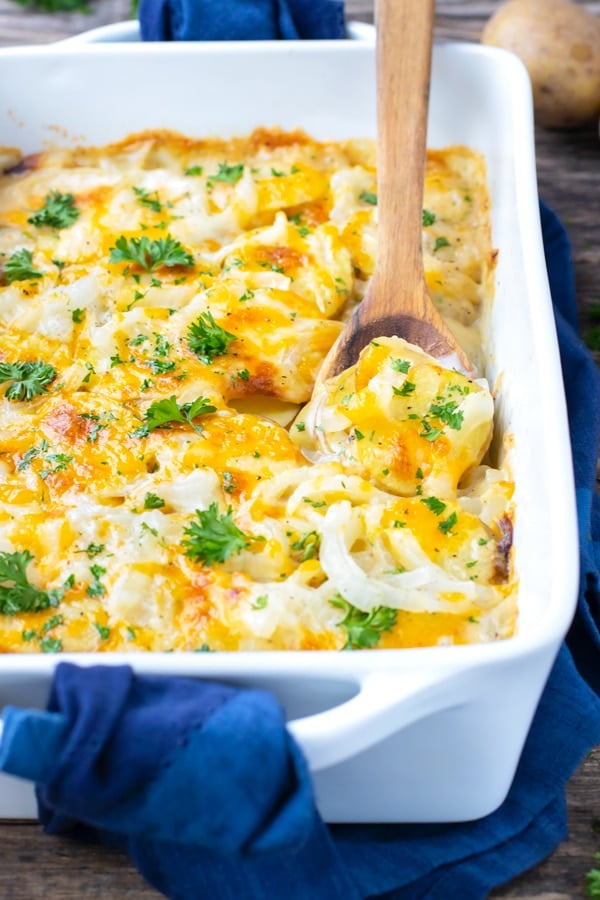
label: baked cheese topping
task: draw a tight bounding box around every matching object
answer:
[0,128,514,653]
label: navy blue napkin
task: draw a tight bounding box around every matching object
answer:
[139,0,346,42]
[0,203,599,900]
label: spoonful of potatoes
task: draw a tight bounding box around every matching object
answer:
[317,0,473,383]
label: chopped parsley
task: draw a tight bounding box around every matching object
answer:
[109,234,194,272]
[438,512,458,535]
[40,636,62,653]
[133,395,216,437]
[420,496,446,516]
[586,853,600,896]
[41,614,64,634]
[28,191,79,229]
[291,530,320,561]
[86,564,106,597]
[4,248,42,283]
[182,502,251,565]
[144,492,165,509]
[132,186,163,213]
[184,165,203,176]
[187,311,237,364]
[330,595,397,649]
[422,209,436,227]
[207,162,244,186]
[0,360,57,401]
[94,623,110,641]
[71,308,85,324]
[359,191,377,205]
[433,236,451,253]
[428,398,464,431]
[251,595,268,610]
[82,543,105,558]
[390,358,411,374]
[0,550,68,615]
[39,452,74,480]
[393,381,416,397]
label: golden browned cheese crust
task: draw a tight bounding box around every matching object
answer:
[0,128,514,653]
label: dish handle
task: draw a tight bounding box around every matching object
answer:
[287,669,468,772]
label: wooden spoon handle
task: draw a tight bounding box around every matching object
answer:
[374,0,434,314]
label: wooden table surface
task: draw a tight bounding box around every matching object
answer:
[0,1,598,898]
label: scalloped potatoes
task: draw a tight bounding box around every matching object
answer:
[0,128,514,653]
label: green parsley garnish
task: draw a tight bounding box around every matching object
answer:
[82,543,105,558]
[39,452,74,480]
[187,311,237,364]
[0,360,57,401]
[390,358,411,374]
[420,496,447,516]
[393,381,416,397]
[109,234,194,272]
[94,623,110,641]
[330,595,397,649]
[41,614,64,634]
[359,191,377,205]
[40,636,63,653]
[422,209,436,227]
[586,853,600,896]
[429,398,464,431]
[433,236,451,253]
[291,530,320,561]
[71,308,85,324]
[182,502,251,565]
[28,192,79,229]
[134,395,216,438]
[251,595,268,610]
[438,512,458,535]
[419,421,443,442]
[132,186,163,213]
[4,248,42,283]
[144,492,165,510]
[207,162,244,186]
[184,165,203,176]
[86,564,106,597]
[0,550,68,615]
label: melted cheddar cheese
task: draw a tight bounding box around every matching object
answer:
[0,128,514,653]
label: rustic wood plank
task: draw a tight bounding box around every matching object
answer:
[0,1,597,897]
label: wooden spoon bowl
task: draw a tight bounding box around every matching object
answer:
[318,0,473,384]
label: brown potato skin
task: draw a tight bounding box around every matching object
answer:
[481,0,600,129]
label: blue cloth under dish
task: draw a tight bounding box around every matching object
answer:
[0,203,598,899]
[138,0,346,42]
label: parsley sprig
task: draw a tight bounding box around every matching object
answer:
[207,163,244,186]
[4,249,42,283]
[182,503,251,565]
[187,311,237,364]
[132,186,163,213]
[0,550,69,615]
[28,191,79,230]
[0,360,57,401]
[109,234,194,272]
[330,595,398,649]
[587,852,600,896]
[133,395,216,437]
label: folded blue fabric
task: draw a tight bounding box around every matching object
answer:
[139,0,346,42]
[0,204,598,900]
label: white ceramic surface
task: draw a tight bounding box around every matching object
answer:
[0,38,578,822]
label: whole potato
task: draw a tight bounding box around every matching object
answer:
[482,0,600,129]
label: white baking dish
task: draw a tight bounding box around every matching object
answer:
[0,37,578,822]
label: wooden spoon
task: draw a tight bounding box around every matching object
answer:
[318,0,473,383]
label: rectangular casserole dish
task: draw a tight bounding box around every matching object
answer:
[0,36,579,822]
